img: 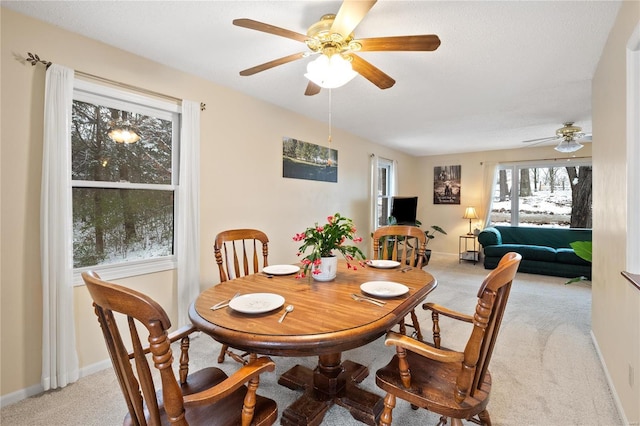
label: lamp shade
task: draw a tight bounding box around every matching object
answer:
[463,206,479,220]
[304,54,358,89]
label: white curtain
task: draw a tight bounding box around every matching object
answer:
[369,154,379,239]
[41,64,79,390]
[481,161,498,228]
[391,159,398,196]
[176,100,201,327]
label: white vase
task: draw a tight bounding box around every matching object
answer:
[312,256,338,281]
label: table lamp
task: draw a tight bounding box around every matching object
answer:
[463,206,479,235]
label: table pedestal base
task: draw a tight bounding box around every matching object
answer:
[278,354,384,426]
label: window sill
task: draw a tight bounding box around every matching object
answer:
[622,271,640,292]
[73,256,176,286]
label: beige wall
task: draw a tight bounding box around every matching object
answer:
[592,1,640,424]
[2,5,638,423]
[1,8,420,398]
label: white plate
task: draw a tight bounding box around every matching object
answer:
[366,260,401,269]
[262,264,300,275]
[229,293,285,314]
[360,281,409,298]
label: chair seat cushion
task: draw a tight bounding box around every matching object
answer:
[375,350,491,419]
[484,244,557,262]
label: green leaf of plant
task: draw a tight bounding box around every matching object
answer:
[570,241,592,263]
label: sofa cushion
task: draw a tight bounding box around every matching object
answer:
[556,248,591,266]
[484,244,557,262]
[494,226,592,249]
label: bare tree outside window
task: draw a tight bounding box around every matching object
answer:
[490,164,592,228]
[72,99,176,268]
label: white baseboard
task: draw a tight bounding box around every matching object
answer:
[591,329,633,425]
[0,383,44,409]
[0,358,112,409]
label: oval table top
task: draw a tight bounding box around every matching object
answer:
[189,261,437,357]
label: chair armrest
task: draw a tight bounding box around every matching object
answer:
[183,356,276,406]
[384,331,464,363]
[422,302,473,323]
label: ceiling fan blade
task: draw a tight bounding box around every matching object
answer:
[304,81,322,96]
[357,35,441,52]
[350,54,395,90]
[522,136,558,144]
[233,18,308,43]
[331,0,377,39]
[239,52,307,76]
[578,134,592,142]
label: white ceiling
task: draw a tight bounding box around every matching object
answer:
[4,1,622,156]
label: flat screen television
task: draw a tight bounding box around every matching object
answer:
[391,196,418,225]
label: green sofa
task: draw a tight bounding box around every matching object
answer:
[478,226,592,279]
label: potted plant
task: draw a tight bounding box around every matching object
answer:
[293,213,367,281]
[420,224,447,265]
[565,241,592,284]
[386,217,447,265]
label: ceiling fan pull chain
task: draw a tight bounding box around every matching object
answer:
[328,88,333,145]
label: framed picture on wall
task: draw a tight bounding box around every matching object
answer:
[434,165,461,204]
[282,136,338,183]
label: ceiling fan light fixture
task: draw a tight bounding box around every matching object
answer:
[554,138,583,153]
[304,53,357,89]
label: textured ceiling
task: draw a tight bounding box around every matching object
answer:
[3,1,622,156]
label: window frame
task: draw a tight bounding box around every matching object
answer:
[491,158,592,228]
[376,158,395,229]
[71,80,181,285]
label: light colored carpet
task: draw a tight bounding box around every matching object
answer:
[1,255,622,425]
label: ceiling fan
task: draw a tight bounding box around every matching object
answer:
[522,122,592,153]
[233,0,441,96]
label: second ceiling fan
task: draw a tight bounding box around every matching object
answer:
[522,122,592,153]
[233,0,441,96]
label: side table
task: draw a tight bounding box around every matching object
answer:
[459,235,480,265]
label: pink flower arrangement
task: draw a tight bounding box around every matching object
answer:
[293,213,367,278]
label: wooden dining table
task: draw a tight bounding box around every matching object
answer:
[189,260,437,426]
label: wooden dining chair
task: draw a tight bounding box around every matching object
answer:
[214,229,269,363]
[375,252,522,426]
[372,225,428,340]
[82,271,278,426]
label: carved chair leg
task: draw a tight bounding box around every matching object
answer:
[409,309,423,341]
[379,393,395,426]
[436,416,448,426]
[398,318,407,336]
[478,410,492,426]
[450,418,464,426]
[217,343,229,363]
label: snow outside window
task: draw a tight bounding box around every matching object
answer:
[71,80,180,284]
[489,160,592,228]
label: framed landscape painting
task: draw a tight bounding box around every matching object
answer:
[434,165,461,204]
[282,137,338,183]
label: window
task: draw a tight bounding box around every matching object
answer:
[376,158,394,227]
[489,160,592,228]
[72,81,180,279]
